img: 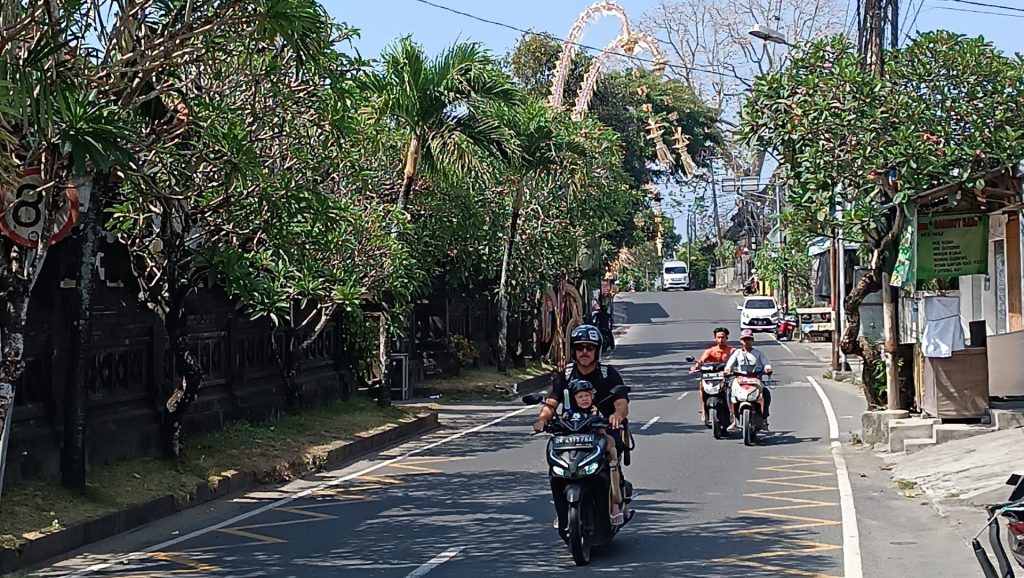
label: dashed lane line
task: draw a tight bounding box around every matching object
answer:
[405,547,465,577]
[640,416,660,430]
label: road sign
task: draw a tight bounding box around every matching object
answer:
[0,168,79,247]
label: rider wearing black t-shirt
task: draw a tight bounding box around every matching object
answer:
[533,324,631,530]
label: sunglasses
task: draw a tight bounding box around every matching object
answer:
[574,344,597,352]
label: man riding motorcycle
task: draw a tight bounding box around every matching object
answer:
[534,324,631,530]
[724,329,773,429]
[690,327,735,427]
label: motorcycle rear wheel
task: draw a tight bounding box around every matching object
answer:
[568,502,591,566]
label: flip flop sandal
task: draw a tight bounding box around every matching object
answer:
[610,512,625,526]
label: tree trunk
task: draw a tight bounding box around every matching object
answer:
[0,288,30,499]
[841,267,887,407]
[160,294,204,458]
[497,185,526,373]
[270,327,301,412]
[61,173,108,489]
[398,134,422,212]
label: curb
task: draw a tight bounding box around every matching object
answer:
[515,372,554,396]
[0,412,439,574]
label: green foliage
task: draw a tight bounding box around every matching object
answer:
[741,32,1024,247]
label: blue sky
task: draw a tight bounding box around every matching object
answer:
[323,0,1024,242]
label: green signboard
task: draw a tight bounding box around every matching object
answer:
[917,214,988,280]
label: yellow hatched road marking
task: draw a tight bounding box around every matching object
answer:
[715,456,844,576]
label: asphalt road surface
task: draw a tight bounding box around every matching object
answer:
[29,290,976,577]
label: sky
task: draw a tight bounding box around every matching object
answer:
[322,0,1024,242]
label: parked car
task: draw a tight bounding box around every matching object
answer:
[737,296,779,331]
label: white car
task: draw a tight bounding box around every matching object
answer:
[661,260,689,291]
[737,296,779,331]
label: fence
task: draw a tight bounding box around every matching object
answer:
[7,244,358,485]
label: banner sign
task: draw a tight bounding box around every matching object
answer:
[917,214,988,280]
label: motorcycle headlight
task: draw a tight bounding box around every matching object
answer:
[581,462,600,475]
[552,465,567,477]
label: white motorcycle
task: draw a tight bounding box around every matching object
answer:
[729,364,772,446]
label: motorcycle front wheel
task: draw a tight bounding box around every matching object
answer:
[568,502,591,566]
[741,409,756,446]
[711,405,722,439]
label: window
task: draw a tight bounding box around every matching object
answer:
[664,266,687,275]
[746,299,776,310]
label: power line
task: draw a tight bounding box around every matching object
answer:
[409,0,754,82]
[901,0,925,45]
[933,4,1024,18]
[944,0,1024,14]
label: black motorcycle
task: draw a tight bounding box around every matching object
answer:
[524,386,634,566]
[686,357,730,439]
[974,473,1024,577]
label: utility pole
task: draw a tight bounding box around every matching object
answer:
[711,172,722,246]
[860,0,901,408]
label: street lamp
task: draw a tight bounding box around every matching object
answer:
[748,24,791,46]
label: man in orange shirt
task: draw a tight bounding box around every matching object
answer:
[690,327,735,425]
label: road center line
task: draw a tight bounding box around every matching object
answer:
[640,416,660,430]
[808,375,863,578]
[405,547,464,577]
[677,391,689,400]
[66,404,536,577]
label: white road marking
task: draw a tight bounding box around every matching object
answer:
[807,376,839,440]
[677,391,689,400]
[808,376,863,578]
[65,405,536,577]
[640,416,660,430]
[405,547,465,577]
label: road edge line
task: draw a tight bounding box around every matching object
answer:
[67,404,535,577]
[809,375,863,578]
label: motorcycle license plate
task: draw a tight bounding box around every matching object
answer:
[553,434,596,449]
[737,377,761,386]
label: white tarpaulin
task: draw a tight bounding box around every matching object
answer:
[921,295,966,358]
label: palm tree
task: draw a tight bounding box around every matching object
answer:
[493,102,587,372]
[362,37,521,211]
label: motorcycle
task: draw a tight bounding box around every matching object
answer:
[729,367,772,446]
[775,311,798,341]
[523,386,634,566]
[742,281,756,296]
[973,473,1024,577]
[686,357,730,439]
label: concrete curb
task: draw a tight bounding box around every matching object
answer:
[0,412,439,574]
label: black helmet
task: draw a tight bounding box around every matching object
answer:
[569,379,596,395]
[570,324,603,362]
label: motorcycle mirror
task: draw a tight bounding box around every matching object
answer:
[1008,474,1024,502]
[609,385,631,396]
[685,356,695,362]
[521,393,544,405]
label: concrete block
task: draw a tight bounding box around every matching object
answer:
[905,437,938,454]
[888,417,940,453]
[934,424,996,444]
[991,409,1024,431]
[862,409,911,445]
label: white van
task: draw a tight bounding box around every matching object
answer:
[662,260,689,291]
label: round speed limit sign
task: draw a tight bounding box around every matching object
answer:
[0,168,79,247]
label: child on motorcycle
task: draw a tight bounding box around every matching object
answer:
[564,379,624,525]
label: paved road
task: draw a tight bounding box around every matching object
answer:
[30,291,977,577]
